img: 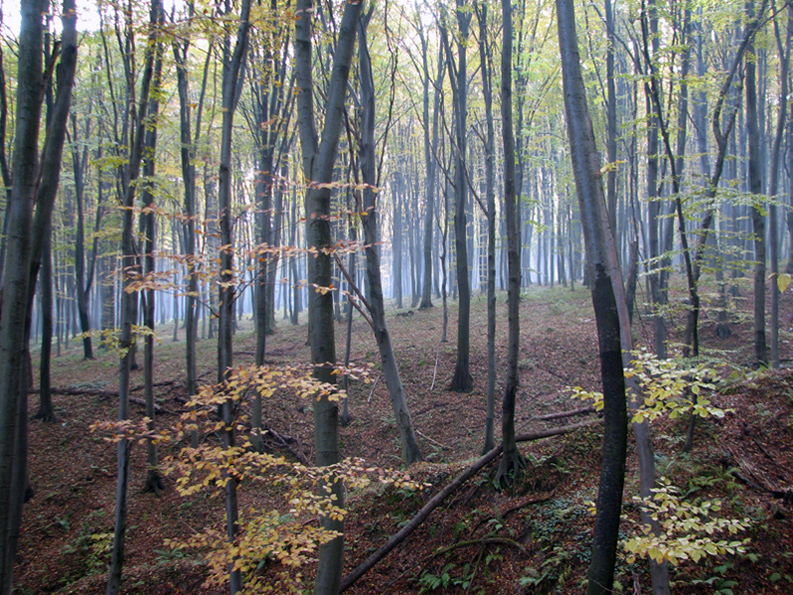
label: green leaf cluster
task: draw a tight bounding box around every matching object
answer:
[622,478,750,566]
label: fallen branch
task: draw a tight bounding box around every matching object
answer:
[263,424,310,466]
[535,406,595,421]
[518,406,595,433]
[33,387,171,414]
[339,418,601,592]
[367,376,380,403]
[416,430,449,450]
[430,537,527,558]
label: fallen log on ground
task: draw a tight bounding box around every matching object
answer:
[32,386,171,413]
[339,418,601,592]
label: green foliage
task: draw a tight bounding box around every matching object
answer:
[61,511,114,580]
[570,349,729,423]
[622,478,750,566]
[75,325,157,357]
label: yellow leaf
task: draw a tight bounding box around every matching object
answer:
[778,272,792,293]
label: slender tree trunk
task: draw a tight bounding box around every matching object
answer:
[294,0,363,590]
[446,3,474,392]
[216,2,251,591]
[746,0,767,367]
[106,3,157,591]
[142,35,163,494]
[36,228,55,422]
[358,11,422,465]
[496,0,526,486]
[477,3,498,455]
[768,8,791,368]
[418,22,435,310]
[557,1,627,593]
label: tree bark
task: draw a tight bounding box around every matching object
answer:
[767,7,790,369]
[294,0,363,591]
[495,0,526,485]
[477,3,498,455]
[745,0,767,367]
[556,1,628,592]
[358,11,422,465]
[106,3,157,592]
[446,1,474,392]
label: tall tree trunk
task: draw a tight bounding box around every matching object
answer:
[746,0,767,367]
[294,0,363,591]
[72,117,100,361]
[496,0,526,486]
[768,7,791,368]
[358,10,422,465]
[107,3,157,593]
[216,1,251,591]
[36,229,55,422]
[557,1,628,593]
[1,1,76,589]
[477,2,498,455]
[142,33,163,494]
[446,2,474,392]
[418,20,435,311]
[683,3,766,356]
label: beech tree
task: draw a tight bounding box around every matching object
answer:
[0,0,77,591]
[557,0,628,592]
[444,0,474,393]
[106,1,159,591]
[294,0,363,590]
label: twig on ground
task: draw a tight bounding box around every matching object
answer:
[416,430,448,450]
[367,376,380,403]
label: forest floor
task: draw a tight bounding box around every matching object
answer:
[13,279,793,594]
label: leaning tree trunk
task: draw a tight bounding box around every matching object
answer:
[358,11,422,465]
[556,1,628,593]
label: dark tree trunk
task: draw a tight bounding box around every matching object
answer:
[477,3,497,455]
[418,21,435,310]
[106,2,157,590]
[1,2,76,590]
[294,0,363,590]
[746,0,767,367]
[215,1,251,591]
[36,228,55,422]
[446,2,473,392]
[496,0,526,486]
[142,35,164,494]
[556,1,628,593]
[357,10,422,465]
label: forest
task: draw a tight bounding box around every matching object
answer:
[1,0,793,592]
